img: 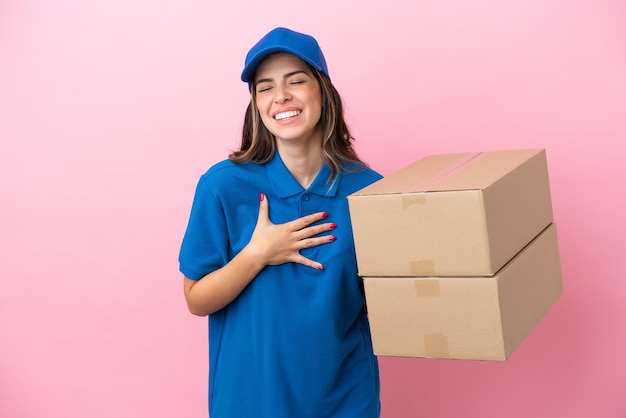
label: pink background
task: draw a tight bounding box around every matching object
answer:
[1,0,625,417]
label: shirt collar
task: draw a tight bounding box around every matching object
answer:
[267,150,340,198]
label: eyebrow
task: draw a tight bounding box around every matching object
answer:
[255,70,308,85]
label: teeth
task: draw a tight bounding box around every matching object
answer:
[275,110,300,120]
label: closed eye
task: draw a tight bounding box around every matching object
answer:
[256,84,273,93]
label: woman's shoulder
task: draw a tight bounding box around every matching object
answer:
[342,161,383,180]
[201,159,261,179]
[339,162,383,192]
[195,159,262,191]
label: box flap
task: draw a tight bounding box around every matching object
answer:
[351,148,545,196]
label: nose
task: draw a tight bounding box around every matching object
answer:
[274,86,291,104]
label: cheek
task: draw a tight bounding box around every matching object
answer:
[255,98,273,127]
[309,90,323,121]
[259,112,273,129]
[311,98,323,125]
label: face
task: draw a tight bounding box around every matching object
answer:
[254,53,323,146]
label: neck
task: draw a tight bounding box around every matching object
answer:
[276,140,324,189]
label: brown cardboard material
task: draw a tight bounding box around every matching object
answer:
[348,148,554,277]
[363,223,563,361]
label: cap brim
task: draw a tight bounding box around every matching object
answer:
[241,46,323,83]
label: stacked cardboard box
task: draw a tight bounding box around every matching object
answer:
[348,149,563,361]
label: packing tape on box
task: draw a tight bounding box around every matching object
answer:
[414,279,440,297]
[424,334,449,358]
[411,152,485,192]
[410,260,436,276]
[401,194,426,209]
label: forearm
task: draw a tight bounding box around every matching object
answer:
[183,196,334,316]
[184,246,266,316]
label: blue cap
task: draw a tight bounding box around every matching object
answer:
[241,27,330,84]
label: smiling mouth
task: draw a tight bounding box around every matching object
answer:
[275,110,301,121]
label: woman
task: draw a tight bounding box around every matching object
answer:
[179,27,381,417]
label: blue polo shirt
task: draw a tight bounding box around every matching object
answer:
[179,151,382,418]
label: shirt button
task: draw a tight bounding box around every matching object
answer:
[302,193,310,201]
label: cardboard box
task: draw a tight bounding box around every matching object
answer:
[348,148,554,276]
[363,223,563,361]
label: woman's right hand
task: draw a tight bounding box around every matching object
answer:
[184,193,337,316]
[245,193,336,270]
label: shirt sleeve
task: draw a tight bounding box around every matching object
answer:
[178,174,230,281]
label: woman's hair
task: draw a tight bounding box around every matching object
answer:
[229,65,367,181]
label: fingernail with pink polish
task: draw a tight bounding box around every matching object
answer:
[321,212,328,219]
[328,236,336,242]
[260,193,265,201]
